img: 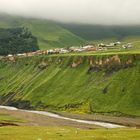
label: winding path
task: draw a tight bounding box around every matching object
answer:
[0,105,125,128]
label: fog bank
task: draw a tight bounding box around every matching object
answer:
[0,0,140,25]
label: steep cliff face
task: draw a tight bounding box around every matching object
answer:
[0,54,140,116]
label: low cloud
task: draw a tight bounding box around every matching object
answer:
[0,0,140,25]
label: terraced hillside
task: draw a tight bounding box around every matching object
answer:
[0,14,86,49]
[0,53,140,117]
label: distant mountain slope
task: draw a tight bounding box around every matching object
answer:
[60,23,140,41]
[1,14,140,51]
[0,14,86,50]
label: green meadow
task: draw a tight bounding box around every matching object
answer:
[0,126,140,140]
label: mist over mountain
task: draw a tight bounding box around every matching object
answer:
[0,0,140,25]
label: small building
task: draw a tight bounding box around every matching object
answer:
[122,43,133,49]
[8,54,13,57]
[116,41,121,45]
[83,45,94,49]
[60,49,69,54]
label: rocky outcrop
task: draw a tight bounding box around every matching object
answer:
[38,62,48,70]
[71,57,84,68]
[87,55,135,75]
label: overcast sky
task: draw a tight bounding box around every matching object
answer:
[0,0,140,25]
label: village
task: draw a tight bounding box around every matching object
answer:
[0,41,133,60]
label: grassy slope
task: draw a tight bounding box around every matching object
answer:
[0,126,140,140]
[1,14,140,50]
[61,23,140,51]
[0,53,140,117]
[0,113,20,122]
[0,14,86,50]
[60,24,140,41]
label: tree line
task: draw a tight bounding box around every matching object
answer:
[0,27,39,55]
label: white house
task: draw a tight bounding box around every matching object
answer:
[83,45,94,49]
[122,43,133,49]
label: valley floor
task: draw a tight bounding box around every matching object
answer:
[0,108,100,129]
[0,126,140,140]
[0,108,140,140]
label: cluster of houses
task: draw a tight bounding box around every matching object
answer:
[0,41,133,60]
[4,45,98,59]
[98,41,121,48]
[98,42,133,50]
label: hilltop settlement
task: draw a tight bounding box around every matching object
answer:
[0,41,133,60]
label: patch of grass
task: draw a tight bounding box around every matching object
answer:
[0,113,21,122]
[0,126,140,140]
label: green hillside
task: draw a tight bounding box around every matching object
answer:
[1,14,140,51]
[60,23,140,42]
[0,53,140,117]
[0,14,86,50]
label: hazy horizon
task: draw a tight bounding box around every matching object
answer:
[0,0,140,25]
